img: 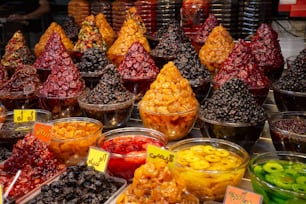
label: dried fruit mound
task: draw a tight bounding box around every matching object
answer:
[87,64,132,104]
[199,25,234,73]
[151,21,188,58]
[34,22,74,57]
[62,16,80,42]
[0,64,8,87]
[39,33,84,98]
[153,19,190,42]
[250,24,284,71]
[201,78,266,124]
[107,7,150,59]
[1,30,35,68]
[193,13,219,45]
[76,47,111,74]
[214,39,269,88]
[73,14,107,53]
[33,32,69,70]
[95,12,116,47]
[174,42,211,87]
[118,42,159,79]
[0,65,40,93]
[275,48,306,92]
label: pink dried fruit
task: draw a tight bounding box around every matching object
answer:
[193,13,219,45]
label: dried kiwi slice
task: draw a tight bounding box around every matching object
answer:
[292,183,306,193]
[263,161,284,173]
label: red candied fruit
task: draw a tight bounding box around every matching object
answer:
[193,13,219,45]
[214,39,269,88]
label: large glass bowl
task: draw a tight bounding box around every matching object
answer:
[272,83,306,111]
[268,111,306,153]
[138,101,199,141]
[78,91,135,130]
[96,127,168,180]
[48,117,103,166]
[169,138,249,202]
[198,115,266,151]
[0,91,39,111]
[248,151,306,204]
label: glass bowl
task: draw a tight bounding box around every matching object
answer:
[37,92,84,119]
[107,53,125,67]
[122,77,155,101]
[48,117,103,166]
[78,91,135,130]
[0,109,52,149]
[0,91,39,111]
[96,127,168,180]
[190,79,211,104]
[248,151,306,204]
[263,64,284,84]
[169,138,249,202]
[272,84,306,111]
[197,115,266,151]
[80,72,101,89]
[138,101,199,141]
[36,68,51,83]
[268,111,306,153]
[149,53,176,69]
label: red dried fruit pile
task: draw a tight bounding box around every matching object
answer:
[0,65,40,93]
[118,42,159,80]
[0,133,64,201]
[214,39,269,88]
[33,32,68,70]
[193,13,219,45]
[250,23,284,81]
[39,34,84,98]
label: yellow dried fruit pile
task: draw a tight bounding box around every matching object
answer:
[199,25,234,73]
[34,22,74,57]
[73,14,107,53]
[95,13,115,47]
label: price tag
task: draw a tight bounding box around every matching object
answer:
[87,147,110,173]
[223,185,263,204]
[0,185,3,204]
[146,144,175,167]
[32,122,53,143]
[13,109,36,123]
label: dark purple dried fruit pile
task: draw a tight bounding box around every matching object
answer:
[62,16,80,42]
[39,34,84,98]
[250,23,284,80]
[27,163,126,204]
[118,42,159,79]
[275,48,306,92]
[33,32,67,70]
[76,47,111,74]
[88,64,132,104]
[193,13,219,45]
[214,39,269,88]
[151,21,189,58]
[153,20,189,42]
[200,78,266,123]
[0,64,8,87]
[174,42,210,86]
[0,65,40,93]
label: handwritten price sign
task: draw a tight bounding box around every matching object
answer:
[224,186,263,204]
[33,122,53,143]
[87,147,110,173]
[146,144,175,167]
[14,109,36,123]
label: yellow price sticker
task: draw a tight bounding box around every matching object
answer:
[87,147,110,173]
[32,122,53,143]
[0,184,3,204]
[146,144,175,167]
[13,109,36,123]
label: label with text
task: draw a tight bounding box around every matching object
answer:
[223,185,263,204]
[33,122,52,143]
[146,144,175,167]
[87,147,110,173]
[14,109,36,123]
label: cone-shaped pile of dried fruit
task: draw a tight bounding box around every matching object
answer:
[118,42,159,99]
[214,39,270,105]
[0,133,65,202]
[199,25,234,74]
[153,19,190,42]
[34,22,74,57]
[96,12,116,47]
[39,35,84,98]
[250,23,284,82]
[62,16,80,42]
[174,42,211,103]
[1,30,35,69]
[116,161,198,204]
[0,64,8,88]
[139,61,199,141]
[73,14,107,53]
[107,7,150,66]
[192,13,219,51]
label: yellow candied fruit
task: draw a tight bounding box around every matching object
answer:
[95,13,115,47]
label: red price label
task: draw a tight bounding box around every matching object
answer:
[33,122,53,143]
[223,185,263,204]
